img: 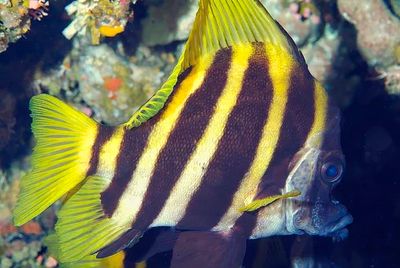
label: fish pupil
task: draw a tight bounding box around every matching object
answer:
[326,164,338,178]
[321,160,344,183]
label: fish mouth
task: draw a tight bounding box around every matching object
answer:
[327,214,353,241]
[291,208,353,238]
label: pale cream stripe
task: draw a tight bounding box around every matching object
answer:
[112,54,214,225]
[151,44,254,227]
[213,44,294,231]
[97,126,125,180]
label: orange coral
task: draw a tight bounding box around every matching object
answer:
[103,76,123,99]
[0,222,17,235]
[21,221,42,235]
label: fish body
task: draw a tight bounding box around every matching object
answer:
[13,0,352,267]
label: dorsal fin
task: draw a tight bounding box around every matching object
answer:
[182,0,293,70]
[124,0,292,129]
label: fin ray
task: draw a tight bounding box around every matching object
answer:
[55,175,132,263]
[13,94,97,226]
[44,232,126,268]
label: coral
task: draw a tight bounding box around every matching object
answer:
[288,0,322,25]
[0,1,31,53]
[301,26,363,108]
[0,0,139,52]
[262,0,323,46]
[301,30,340,82]
[33,43,176,124]
[62,0,134,45]
[338,0,400,68]
[141,0,197,46]
[338,0,400,93]
[0,160,58,267]
[382,65,400,94]
[27,0,49,21]
[0,0,51,53]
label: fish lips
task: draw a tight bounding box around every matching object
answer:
[291,203,353,239]
[327,213,353,241]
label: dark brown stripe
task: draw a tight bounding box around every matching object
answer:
[234,212,258,239]
[131,47,233,230]
[256,63,315,198]
[100,67,193,217]
[177,43,273,230]
[86,125,114,177]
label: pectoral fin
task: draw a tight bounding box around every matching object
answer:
[240,190,301,212]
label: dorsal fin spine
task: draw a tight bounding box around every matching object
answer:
[214,2,233,45]
[125,0,293,129]
[225,1,243,43]
[231,1,255,43]
[241,1,262,40]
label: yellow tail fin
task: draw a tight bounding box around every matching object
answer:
[13,94,98,226]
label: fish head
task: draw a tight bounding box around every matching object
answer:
[284,107,352,240]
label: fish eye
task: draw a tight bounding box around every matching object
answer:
[321,161,343,183]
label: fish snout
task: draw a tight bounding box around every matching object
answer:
[325,204,353,240]
[314,202,353,238]
[292,201,352,238]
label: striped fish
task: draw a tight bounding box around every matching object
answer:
[13,0,353,267]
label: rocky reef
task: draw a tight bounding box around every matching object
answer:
[338,0,400,94]
[33,42,175,124]
[0,0,400,267]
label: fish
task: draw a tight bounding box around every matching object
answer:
[13,0,353,267]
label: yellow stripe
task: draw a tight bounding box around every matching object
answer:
[214,44,294,231]
[97,127,125,179]
[152,44,253,226]
[112,54,214,225]
[305,81,327,148]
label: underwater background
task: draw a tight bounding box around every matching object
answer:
[0,0,400,267]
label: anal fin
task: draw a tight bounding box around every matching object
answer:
[55,175,132,263]
[97,228,143,258]
[44,232,126,268]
